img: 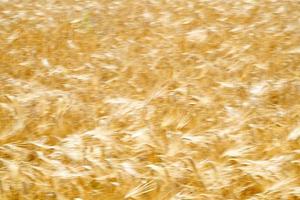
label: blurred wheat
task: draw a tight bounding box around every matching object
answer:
[0,0,300,199]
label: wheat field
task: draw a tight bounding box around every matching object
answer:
[0,0,300,199]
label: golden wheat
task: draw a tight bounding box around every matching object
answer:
[0,0,300,199]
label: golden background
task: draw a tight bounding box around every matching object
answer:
[0,0,300,199]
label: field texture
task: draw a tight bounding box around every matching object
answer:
[0,0,300,199]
